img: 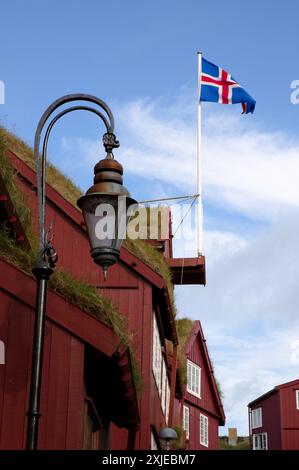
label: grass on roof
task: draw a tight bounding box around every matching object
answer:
[176,317,195,384]
[0,126,82,206]
[0,126,175,301]
[0,130,34,243]
[124,238,175,310]
[175,317,223,399]
[0,133,142,393]
[0,227,142,394]
[0,125,177,394]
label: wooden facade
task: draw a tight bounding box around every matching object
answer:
[248,378,299,450]
[0,147,181,449]
[174,321,225,450]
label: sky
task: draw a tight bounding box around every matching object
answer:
[1,0,299,435]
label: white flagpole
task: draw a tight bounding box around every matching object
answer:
[197,51,203,256]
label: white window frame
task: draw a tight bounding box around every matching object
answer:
[199,413,208,447]
[251,407,262,429]
[151,432,158,450]
[253,432,268,450]
[165,380,170,424]
[182,405,190,440]
[152,312,170,419]
[187,360,201,398]
[161,360,166,415]
[152,313,162,394]
[296,390,299,410]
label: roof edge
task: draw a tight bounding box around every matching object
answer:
[185,320,225,425]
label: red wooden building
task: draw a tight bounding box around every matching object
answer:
[248,378,299,450]
[174,320,225,450]
[0,130,207,449]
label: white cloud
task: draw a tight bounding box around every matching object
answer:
[115,99,299,220]
[203,229,248,265]
[58,97,299,220]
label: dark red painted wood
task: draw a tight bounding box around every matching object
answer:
[249,379,299,450]
[249,392,281,450]
[0,294,33,449]
[0,149,179,450]
[65,337,84,449]
[0,258,122,358]
[0,258,139,449]
[172,321,225,450]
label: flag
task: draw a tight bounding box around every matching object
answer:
[200,57,256,114]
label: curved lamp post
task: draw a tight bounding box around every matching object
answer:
[26,94,136,450]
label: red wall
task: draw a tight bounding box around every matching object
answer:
[101,267,168,450]
[3,152,172,450]
[280,384,299,450]
[250,392,281,450]
[185,337,219,419]
[177,330,222,450]
[250,383,299,450]
[12,159,100,286]
[188,406,219,450]
[0,277,84,449]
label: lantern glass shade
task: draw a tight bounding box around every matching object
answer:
[78,193,138,272]
[159,427,178,450]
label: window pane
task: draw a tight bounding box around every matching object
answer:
[187,360,201,397]
[183,406,189,440]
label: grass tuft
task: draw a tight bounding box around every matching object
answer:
[176,317,195,384]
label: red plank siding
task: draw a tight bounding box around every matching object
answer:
[0,295,33,449]
[280,382,299,450]
[250,392,281,450]
[1,149,179,450]
[185,340,219,418]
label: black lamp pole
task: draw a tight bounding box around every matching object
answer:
[26,94,124,450]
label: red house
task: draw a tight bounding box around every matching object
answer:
[0,128,206,449]
[0,133,140,449]
[174,320,225,450]
[248,378,299,450]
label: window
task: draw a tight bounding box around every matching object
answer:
[161,360,166,415]
[187,360,201,398]
[251,407,262,429]
[152,313,162,395]
[152,312,170,419]
[253,432,268,450]
[165,379,170,424]
[183,405,190,440]
[83,399,102,450]
[296,390,299,410]
[84,347,110,450]
[200,413,208,447]
[151,432,158,450]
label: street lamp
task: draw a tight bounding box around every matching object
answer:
[159,427,178,450]
[77,134,137,280]
[26,94,136,450]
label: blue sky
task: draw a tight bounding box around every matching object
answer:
[1,0,299,436]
